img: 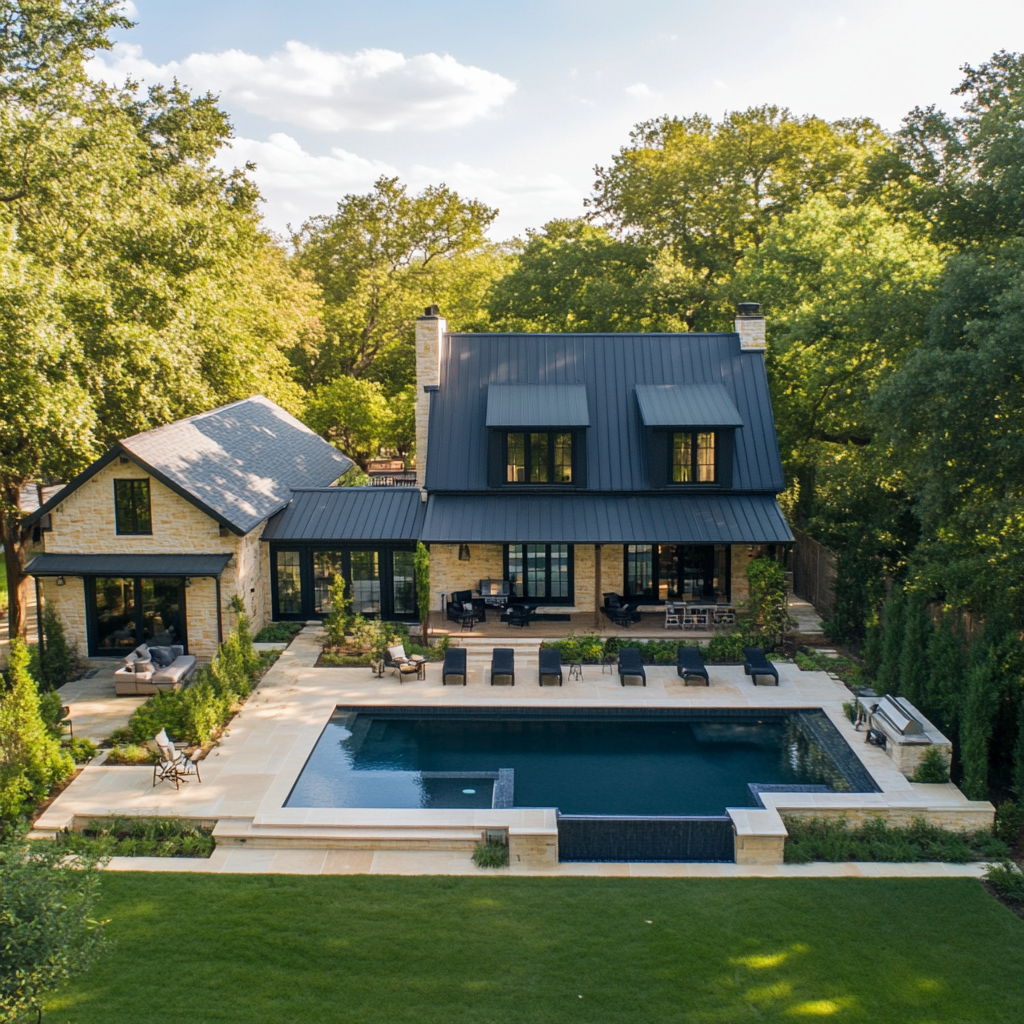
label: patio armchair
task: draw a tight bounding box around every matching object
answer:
[743,647,779,686]
[504,603,538,628]
[602,601,642,628]
[152,728,202,790]
[490,647,515,685]
[538,647,563,686]
[446,590,486,624]
[442,647,468,686]
[618,647,647,686]
[676,646,710,686]
[385,644,425,682]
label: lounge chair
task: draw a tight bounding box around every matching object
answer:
[744,647,779,686]
[385,644,425,682]
[676,646,709,686]
[504,603,538,628]
[442,647,467,686]
[445,590,486,625]
[601,594,642,628]
[618,647,646,686]
[491,647,515,685]
[153,728,201,790]
[539,648,563,686]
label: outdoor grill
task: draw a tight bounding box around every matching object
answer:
[871,695,924,736]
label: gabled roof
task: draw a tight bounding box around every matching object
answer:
[24,396,352,536]
[424,332,785,493]
[262,487,425,542]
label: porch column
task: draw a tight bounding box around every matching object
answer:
[594,544,601,626]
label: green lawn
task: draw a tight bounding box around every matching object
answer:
[50,875,1024,1024]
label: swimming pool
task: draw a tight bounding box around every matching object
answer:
[285,706,875,816]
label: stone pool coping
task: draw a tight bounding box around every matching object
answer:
[33,627,994,868]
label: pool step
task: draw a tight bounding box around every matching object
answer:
[213,819,486,851]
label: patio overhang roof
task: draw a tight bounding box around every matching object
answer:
[421,494,792,545]
[24,553,233,577]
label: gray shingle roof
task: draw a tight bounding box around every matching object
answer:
[24,395,352,535]
[421,494,792,544]
[425,333,785,492]
[262,487,425,542]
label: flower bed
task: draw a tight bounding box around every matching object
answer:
[57,817,215,858]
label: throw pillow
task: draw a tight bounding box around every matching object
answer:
[149,646,175,668]
[463,602,474,612]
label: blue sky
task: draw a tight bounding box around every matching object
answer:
[103,1,1024,238]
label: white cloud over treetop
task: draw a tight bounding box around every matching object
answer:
[91,41,516,131]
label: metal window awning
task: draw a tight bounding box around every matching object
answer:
[24,553,232,577]
[421,493,792,544]
[635,384,744,427]
[486,384,590,427]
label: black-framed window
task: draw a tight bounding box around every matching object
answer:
[671,432,716,483]
[114,479,152,534]
[624,544,731,602]
[86,576,187,655]
[506,432,573,484]
[270,544,417,621]
[505,543,573,602]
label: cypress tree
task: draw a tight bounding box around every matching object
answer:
[898,593,933,708]
[925,610,966,734]
[960,645,999,801]
[862,611,883,679]
[876,589,906,695]
[1013,696,1024,801]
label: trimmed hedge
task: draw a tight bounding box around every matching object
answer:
[540,631,751,665]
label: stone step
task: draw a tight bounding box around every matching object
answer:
[213,819,487,851]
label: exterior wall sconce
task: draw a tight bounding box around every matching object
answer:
[458,544,471,561]
[56,576,65,586]
[184,578,192,588]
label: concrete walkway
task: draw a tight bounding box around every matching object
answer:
[57,664,145,742]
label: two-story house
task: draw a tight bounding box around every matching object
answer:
[25,305,791,656]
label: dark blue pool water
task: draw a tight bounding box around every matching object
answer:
[285,709,853,815]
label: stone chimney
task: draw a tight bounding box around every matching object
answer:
[415,305,446,488]
[735,302,766,351]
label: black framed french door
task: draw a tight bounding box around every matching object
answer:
[503,544,574,604]
[270,545,418,621]
[86,576,188,656]
[623,544,731,602]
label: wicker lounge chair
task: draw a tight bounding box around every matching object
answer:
[743,647,779,686]
[442,647,467,686]
[618,647,646,686]
[490,647,515,685]
[538,648,563,686]
[676,646,710,686]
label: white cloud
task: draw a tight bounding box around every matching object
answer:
[219,134,582,238]
[625,82,654,98]
[90,41,516,132]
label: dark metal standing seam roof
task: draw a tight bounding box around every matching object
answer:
[24,553,232,576]
[261,488,426,542]
[421,494,793,544]
[424,333,786,493]
[634,383,744,427]
[485,384,590,427]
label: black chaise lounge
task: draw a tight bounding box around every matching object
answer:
[676,646,710,686]
[442,647,467,686]
[618,647,646,686]
[491,647,515,686]
[538,648,563,686]
[743,647,779,686]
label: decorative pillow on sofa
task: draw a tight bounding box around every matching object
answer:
[463,602,474,612]
[149,646,175,669]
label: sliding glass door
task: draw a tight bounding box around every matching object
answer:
[88,577,187,655]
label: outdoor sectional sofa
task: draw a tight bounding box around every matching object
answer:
[114,644,197,696]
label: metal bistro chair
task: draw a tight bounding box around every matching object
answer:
[153,728,202,790]
[664,603,682,630]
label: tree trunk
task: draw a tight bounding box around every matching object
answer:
[2,480,28,639]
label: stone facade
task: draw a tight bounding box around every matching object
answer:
[730,543,765,612]
[414,314,445,488]
[429,544,504,610]
[39,455,270,660]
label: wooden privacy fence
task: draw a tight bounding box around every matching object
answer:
[791,528,836,620]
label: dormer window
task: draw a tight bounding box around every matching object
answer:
[672,432,716,483]
[506,432,573,484]
[114,479,152,535]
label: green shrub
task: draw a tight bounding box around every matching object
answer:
[253,621,303,643]
[984,860,1024,903]
[57,817,215,859]
[105,727,132,745]
[842,701,858,724]
[472,840,509,868]
[994,800,1024,846]
[180,678,228,746]
[702,632,747,663]
[746,556,790,649]
[105,744,158,766]
[36,686,66,739]
[127,688,187,744]
[319,652,374,667]
[323,572,353,646]
[67,738,98,764]
[783,816,1008,864]
[912,746,950,784]
[31,603,77,687]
